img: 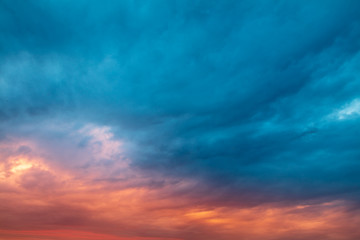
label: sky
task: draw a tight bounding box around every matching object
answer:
[0,0,360,239]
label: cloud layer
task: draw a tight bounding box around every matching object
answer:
[1,0,360,239]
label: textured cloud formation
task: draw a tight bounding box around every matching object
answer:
[1,0,360,239]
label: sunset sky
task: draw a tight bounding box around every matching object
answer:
[1,1,360,240]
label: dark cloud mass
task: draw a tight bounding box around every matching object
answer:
[1,0,360,233]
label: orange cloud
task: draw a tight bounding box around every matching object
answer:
[1,125,360,240]
[0,229,180,240]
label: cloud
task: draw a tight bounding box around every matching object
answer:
[1,0,360,239]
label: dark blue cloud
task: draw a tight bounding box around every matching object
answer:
[1,0,360,208]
